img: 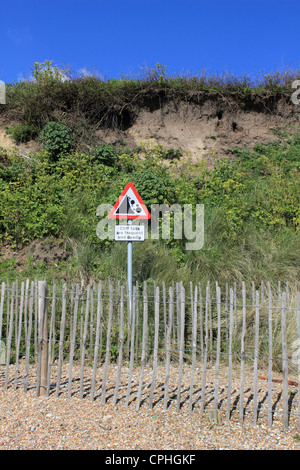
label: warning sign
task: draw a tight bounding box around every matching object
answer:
[108,182,151,219]
[114,225,145,241]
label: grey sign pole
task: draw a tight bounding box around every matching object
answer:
[127,219,133,323]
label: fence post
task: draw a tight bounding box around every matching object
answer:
[214,285,221,413]
[189,285,198,413]
[46,283,56,397]
[253,290,259,425]
[281,292,289,430]
[136,282,148,411]
[5,282,15,389]
[101,281,114,405]
[24,281,34,392]
[239,281,246,423]
[226,288,233,422]
[200,282,209,414]
[296,293,300,432]
[0,282,5,348]
[91,281,102,401]
[163,286,173,411]
[56,283,67,398]
[14,281,25,389]
[149,286,159,409]
[114,284,125,406]
[37,280,48,397]
[126,285,136,408]
[176,284,185,411]
[267,282,273,428]
[80,284,90,399]
[69,284,80,398]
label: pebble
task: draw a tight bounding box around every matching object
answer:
[103,415,113,422]
[1,364,300,450]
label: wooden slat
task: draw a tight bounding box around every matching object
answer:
[24,279,29,341]
[207,281,212,353]
[226,288,233,422]
[253,290,259,425]
[200,282,209,414]
[68,283,80,398]
[136,282,149,411]
[149,286,159,409]
[198,283,203,363]
[163,286,174,411]
[213,285,221,412]
[34,278,38,362]
[135,282,139,363]
[126,286,136,407]
[267,282,273,428]
[189,285,198,413]
[162,281,167,338]
[89,283,94,363]
[80,284,90,399]
[0,282,5,345]
[233,281,237,333]
[113,285,125,406]
[24,281,34,392]
[14,280,18,357]
[225,282,229,344]
[101,282,113,405]
[281,292,289,430]
[239,281,247,423]
[5,280,10,341]
[91,281,103,401]
[296,293,300,431]
[56,283,67,398]
[176,284,185,411]
[36,280,48,397]
[176,282,180,349]
[0,282,5,368]
[5,282,15,389]
[46,283,56,397]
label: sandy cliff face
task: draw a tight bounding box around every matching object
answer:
[1,90,299,164]
[95,91,300,164]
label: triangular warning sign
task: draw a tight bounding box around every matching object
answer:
[108,182,151,219]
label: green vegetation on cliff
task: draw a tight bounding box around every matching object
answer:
[0,135,299,286]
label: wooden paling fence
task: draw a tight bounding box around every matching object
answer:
[0,278,300,429]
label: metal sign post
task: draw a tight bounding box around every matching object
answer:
[127,219,133,322]
[108,182,150,323]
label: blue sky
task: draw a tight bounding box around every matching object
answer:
[1,0,299,83]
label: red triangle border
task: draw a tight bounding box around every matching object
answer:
[108,182,151,219]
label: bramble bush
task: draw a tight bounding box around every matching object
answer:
[93,144,118,167]
[39,121,73,161]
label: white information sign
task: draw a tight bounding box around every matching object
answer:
[114,225,145,241]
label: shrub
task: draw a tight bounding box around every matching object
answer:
[31,60,66,83]
[133,166,176,206]
[39,122,73,160]
[93,144,118,166]
[6,123,36,144]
